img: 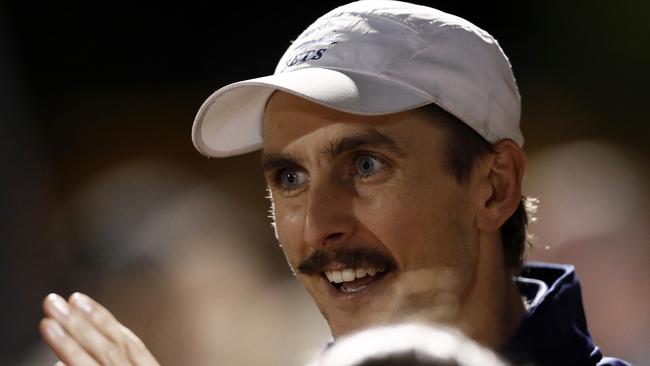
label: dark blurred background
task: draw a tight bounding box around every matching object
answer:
[1,1,648,365]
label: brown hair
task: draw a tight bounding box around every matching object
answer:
[422,104,529,273]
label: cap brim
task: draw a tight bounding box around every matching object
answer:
[192,67,433,157]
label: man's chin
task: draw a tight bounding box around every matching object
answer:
[315,268,466,338]
[313,270,405,337]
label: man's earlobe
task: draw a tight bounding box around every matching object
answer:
[476,139,525,231]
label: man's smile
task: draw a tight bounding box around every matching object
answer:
[296,246,397,298]
[320,266,393,300]
[324,266,389,294]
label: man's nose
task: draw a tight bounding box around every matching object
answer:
[302,179,356,249]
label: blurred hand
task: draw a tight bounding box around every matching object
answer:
[40,292,160,366]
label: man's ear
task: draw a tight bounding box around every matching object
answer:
[474,139,525,232]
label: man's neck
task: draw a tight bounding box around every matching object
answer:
[456,237,526,350]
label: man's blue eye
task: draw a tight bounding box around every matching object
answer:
[356,155,382,176]
[279,169,308,189]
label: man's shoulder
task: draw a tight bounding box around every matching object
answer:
[507,262,633,366]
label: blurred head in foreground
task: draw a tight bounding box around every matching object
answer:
[309,323,508,366]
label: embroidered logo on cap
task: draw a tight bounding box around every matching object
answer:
[285,42,338,67]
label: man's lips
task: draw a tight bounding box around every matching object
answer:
[324,266,383,283]
[323,266,388,293]
[298,246,396,296]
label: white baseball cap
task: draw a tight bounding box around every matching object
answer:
[192,0,523,158]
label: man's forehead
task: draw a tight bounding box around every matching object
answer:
[263,92,399,132]
[261,91,437,154]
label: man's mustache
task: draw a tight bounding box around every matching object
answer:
[298,246,397,275]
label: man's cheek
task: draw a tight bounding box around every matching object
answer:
[274,211,306,270]
[361,195,418,237]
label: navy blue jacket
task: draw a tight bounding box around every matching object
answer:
[505,262,631,366]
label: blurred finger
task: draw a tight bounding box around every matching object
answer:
[43,294,131,365]
[55,361,67,366]
[39,318,100,366]
[67,293,124,345]
[69,292,160,366]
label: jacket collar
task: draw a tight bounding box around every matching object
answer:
[505,262,603,366]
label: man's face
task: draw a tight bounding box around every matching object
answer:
[262,92,481,337]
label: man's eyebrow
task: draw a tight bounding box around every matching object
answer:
[321,129,405,159]
[260,152,301,173]
[260,129,404,172]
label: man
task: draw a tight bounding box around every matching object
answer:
[39,1,630,365]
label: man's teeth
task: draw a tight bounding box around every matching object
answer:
[324,267,384,284]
